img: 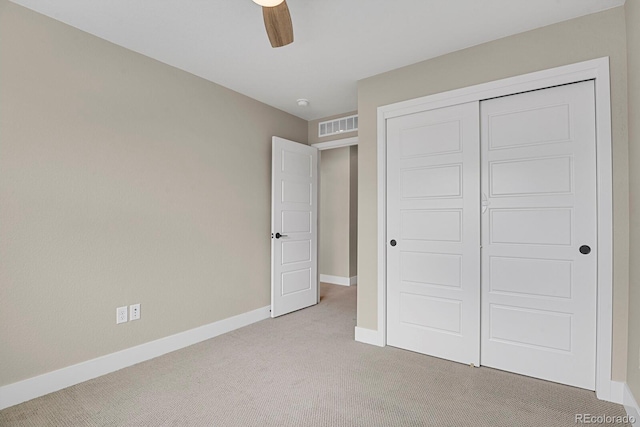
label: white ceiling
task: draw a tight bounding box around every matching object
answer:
[10,0,625,120]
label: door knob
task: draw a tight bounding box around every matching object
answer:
[579,245,591,255]
[390,239,397,247]
[275,232,287,239]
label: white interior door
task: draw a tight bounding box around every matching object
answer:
[480,81,597,390]
[271,137,318,318]
[386,102,481,366]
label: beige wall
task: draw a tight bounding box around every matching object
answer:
[308,111,358,145]
[0,0,307,387]
[320,147,351,278]
[357,7,629,381]
[626,0,640,399]
[349,146,358,277]
[319,145,358,279]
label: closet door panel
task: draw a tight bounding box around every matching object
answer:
[480,81,597,390]
[386,102,480,366]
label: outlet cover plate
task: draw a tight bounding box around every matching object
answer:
[130,303,141,321]
[116,306,128,324]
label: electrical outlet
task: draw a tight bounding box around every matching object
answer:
[116,306,128,324]
[130,303,141,321]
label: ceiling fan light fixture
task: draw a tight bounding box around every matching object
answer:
[252,0,284,7]
[261,0,294,48]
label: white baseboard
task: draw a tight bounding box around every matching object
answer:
[320,274,357,286]
[0,305,271,410]
[623,383,640,426]
[354,326,384,347]
[610,380,625,404]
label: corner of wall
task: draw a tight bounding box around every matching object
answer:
[626,0,640,403]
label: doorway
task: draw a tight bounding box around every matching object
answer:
[314,138,358,289]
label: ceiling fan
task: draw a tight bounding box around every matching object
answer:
[252,0,294,48]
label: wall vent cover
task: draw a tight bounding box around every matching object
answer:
[318,114,358,137]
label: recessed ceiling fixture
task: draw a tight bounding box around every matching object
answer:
[297,99,309,107]
[252,0,294,48]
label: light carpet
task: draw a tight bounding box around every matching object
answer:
[0,283,630,426]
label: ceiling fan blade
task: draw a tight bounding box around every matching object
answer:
[262,0,294,48]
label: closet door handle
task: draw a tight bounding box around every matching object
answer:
[579,245,591,255]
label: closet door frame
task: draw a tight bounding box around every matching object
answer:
[369,57,614,402]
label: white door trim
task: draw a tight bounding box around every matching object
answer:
[371,57,615,402]
[312,136,358,151]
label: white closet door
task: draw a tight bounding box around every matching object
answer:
[387,102,480,366]
[480,81,597,390]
